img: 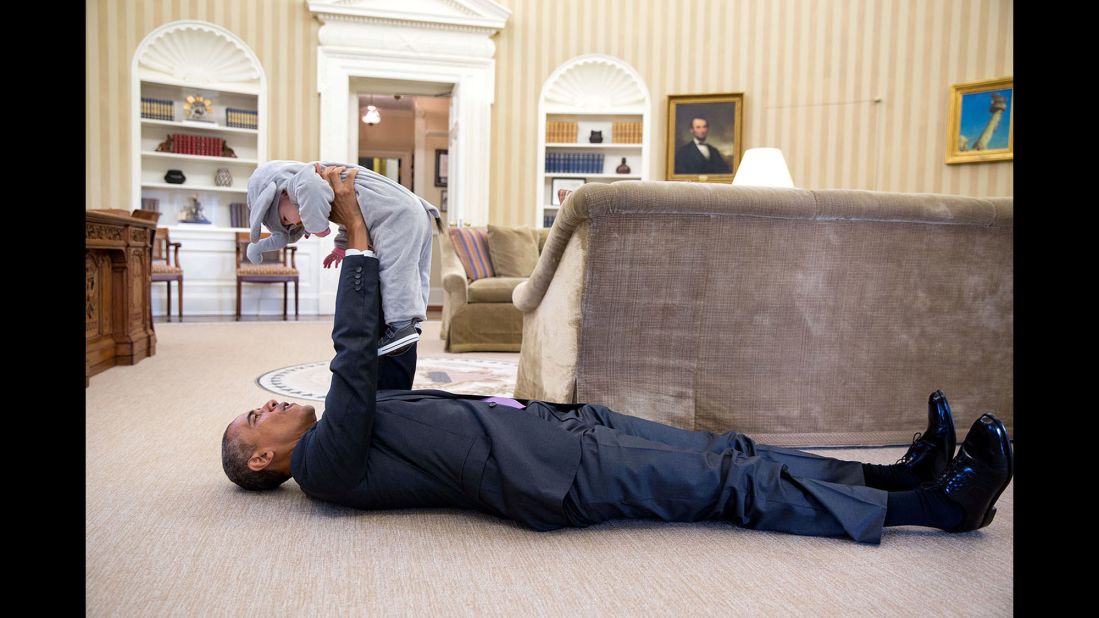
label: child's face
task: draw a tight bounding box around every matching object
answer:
[277,191,301,227]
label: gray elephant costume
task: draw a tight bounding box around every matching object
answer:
[246,160,440,325]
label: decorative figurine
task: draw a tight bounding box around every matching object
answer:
[221,143,237,158]
[616,157,631,174]
[164,169,186,184]
[184,95,214,122]
[178,194,212,224]
[214,167,233,187]
[589,130,603,143]
[155,135,174,152]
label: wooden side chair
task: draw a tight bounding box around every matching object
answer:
[151,227,184,320]
[235,232,299,320]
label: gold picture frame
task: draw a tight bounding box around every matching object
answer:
[666,93,744,182]
[946,76,1013,165]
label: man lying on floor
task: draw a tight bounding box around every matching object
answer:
[220,166,1013,545]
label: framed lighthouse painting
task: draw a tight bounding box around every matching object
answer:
[946,76,1013,164]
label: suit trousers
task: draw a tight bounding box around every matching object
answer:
[533,402,889,544]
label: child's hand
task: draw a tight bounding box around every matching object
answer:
[323,247,346,269]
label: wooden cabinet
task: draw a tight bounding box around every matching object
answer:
[86,210,158,386]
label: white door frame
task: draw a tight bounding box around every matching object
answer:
[310,0,509,313]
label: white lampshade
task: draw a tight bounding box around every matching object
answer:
[362,105,381,125]
[731,147,794,188]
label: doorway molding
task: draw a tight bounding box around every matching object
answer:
[309,0,510,312]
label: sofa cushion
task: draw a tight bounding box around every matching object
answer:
[448,227,495,280]
[467,276,527,303]
[487,225,539,277]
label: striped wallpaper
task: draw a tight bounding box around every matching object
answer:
[85,0,320,212]
[87,0,1013,225]
[490,0,1013,225]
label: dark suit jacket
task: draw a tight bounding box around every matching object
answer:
[674,140,732,174]
[291,255,583,530]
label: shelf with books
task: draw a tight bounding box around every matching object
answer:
[545,173,643,179]
[142,182,247,193]
[545,143,642,149]
[537,56,651,228]
[142,151,260,165]
[136,79,263,228]
[140,118,259,135]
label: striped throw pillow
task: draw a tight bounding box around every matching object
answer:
[448,227,496,280]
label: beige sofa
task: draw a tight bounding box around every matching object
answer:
[439,226,549,352]
[513,182,1013,446]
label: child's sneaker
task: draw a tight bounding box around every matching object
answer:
[379,323,421,356]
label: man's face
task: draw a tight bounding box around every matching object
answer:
[278,191,301,227]
[690,118,710,141]
[227,399,317,455]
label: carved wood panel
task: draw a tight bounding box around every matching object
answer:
[86,223,123,241]
[129,248,146,327]
[86,253,99,337]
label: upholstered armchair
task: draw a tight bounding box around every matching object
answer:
[439,225,549,352]
[234,232,299,320]
[151,227,184,320]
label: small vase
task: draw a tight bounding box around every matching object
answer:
[214,167,233,187]
[616,157,631,174]
[164,169,186,184]
[589,130,603,143]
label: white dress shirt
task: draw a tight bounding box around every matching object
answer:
[694,138,712,160]
[344,248,377,258]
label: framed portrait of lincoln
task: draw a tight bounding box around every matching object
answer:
[666,93,744,183]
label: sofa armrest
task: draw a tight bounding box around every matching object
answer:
[513,188,593,312]
[441,251,469,305]
[438,230,468,341]
[513,188,594,402]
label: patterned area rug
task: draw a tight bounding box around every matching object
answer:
[257,357,519,401]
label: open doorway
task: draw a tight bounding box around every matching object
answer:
[350,79,453,310]
[350,78,452,223]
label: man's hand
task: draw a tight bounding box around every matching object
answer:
[316,163,371,251]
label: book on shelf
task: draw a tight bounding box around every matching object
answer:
[225,107,258,130]
[546,120,578,143]
[171,133,226,157]
[141,97,174,121]
[546,152,604,174]
[612,121,642,144]
[543,214,556,228]
[229,202,249,229]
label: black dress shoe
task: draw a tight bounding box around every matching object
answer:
[927,413,1014,532]
[895,390,957,483]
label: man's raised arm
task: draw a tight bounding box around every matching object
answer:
[296,166,380,491]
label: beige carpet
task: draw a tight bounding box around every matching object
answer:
[86,320,1012,616]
